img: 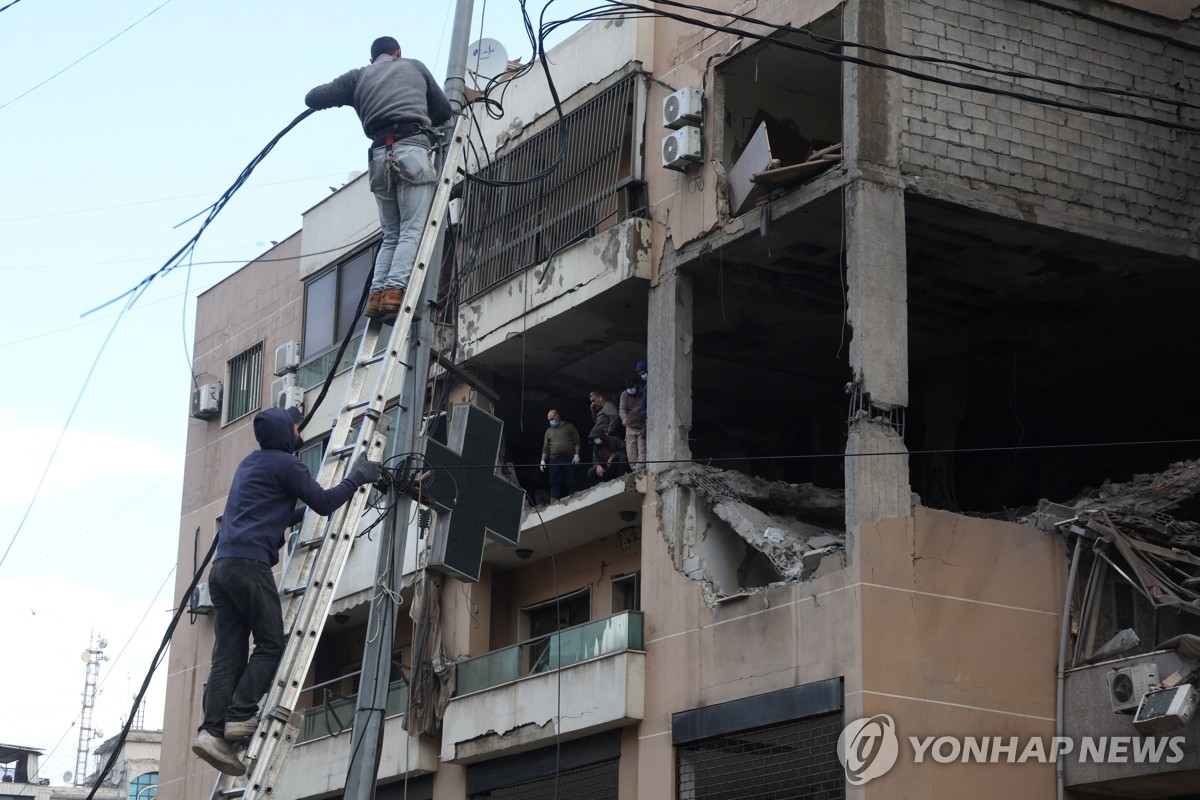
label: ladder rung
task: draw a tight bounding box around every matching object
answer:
[296,537,323,551]
[216,788,245,797]
[344,399,371,412]
[282,586,306,597]
[330,444,357,457]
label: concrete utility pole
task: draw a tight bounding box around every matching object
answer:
[341,2,474,797]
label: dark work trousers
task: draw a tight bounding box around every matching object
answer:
[200,557,285,735]
[547,455,578,499]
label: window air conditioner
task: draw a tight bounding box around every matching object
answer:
[271,375,304,412]
[1108,662,1158,713]
[190,383,221,421]
[274,340,301,376]
[189,582,213,615]
[1134,684,1199,734]
[662,128,702,172]
[663,86,703,129]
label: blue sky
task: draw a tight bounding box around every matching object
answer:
[0,0,591,782]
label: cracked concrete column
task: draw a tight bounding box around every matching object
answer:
[647,262,693,563]
[843,0,912,531]
[647,264,693,470]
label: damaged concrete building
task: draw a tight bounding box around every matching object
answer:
[160,1,1200,798]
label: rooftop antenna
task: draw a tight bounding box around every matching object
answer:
[74,633,107,786]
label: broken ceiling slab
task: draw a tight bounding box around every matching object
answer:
[664,464,846,586]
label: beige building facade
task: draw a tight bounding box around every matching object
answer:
[161,1,1200,798]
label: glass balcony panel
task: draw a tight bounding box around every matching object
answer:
[297,679,408,743]
[454,611,643,696]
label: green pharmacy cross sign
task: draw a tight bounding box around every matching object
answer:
[422,403,525,581]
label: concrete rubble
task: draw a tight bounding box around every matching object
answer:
[660,465,846,603]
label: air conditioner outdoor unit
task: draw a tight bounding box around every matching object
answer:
[271,375,304,412]
[1134,684,1199,734]
[189,582,213,615]
[274,340,301,376]
[190,383,221,421]
[663,86,703,129]
[662,128,702,172]
[1108,662,1158,713]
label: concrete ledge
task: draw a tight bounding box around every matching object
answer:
[277,714,437,799]
[441,650,645,765]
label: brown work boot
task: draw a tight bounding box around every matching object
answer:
[365,291,384,319]
[378,287,405,319]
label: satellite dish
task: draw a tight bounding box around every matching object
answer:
[94,728,105,739]
[63,771,72,783]
[81,650,92,662]
[466,38,509,88]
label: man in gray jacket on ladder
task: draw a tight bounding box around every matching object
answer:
[305,36,453,320]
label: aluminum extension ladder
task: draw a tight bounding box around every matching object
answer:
[210,115,469,800]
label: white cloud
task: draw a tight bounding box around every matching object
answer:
[0,415,181,510]
[0,574,171,783]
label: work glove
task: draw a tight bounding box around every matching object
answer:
[350,456,383,486]
[572,454,580,465]
[539,459,547,472]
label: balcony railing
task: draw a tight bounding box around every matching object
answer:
[458,74,642,300]
[296,675,408,744]
[455,611,644,696]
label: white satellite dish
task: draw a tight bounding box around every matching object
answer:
[63,771,73,783]
[466,38,509,89]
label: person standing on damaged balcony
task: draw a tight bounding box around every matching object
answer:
[305,36,453,320]
[191,406,383,777]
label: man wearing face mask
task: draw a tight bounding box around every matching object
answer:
[192,406,383,775]
[539,409,581,503]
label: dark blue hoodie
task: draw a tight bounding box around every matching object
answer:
[216,406,364,566]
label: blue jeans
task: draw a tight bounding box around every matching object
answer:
[368,141,437,292]
[199,558,285,735]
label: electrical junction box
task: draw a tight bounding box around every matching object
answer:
[190,383,221,421]
[663,86,702,129]
[1134,684,1199,734]
[662,128,702,172]
[274,340,301,376]
[189,582,213,615]
[1108,662,1158,713]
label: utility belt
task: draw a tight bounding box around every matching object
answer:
[369,121,438,149]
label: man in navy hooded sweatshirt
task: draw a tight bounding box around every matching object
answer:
[192,406,382,775]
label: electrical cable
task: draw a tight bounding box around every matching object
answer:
[83,545,213,800]
[85,107,317,319]
[0,0,26,12]
[0,0,180,113]
[534,0,1199,133]
[527,502,564,799]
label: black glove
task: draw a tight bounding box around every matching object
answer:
[350,456,383,486]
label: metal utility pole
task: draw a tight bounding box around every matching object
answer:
[341,2,474,797]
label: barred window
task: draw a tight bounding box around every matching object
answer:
[459,74,643,299]
[677,713,844,800]
[226,342,263,423]
[470,758,618,800]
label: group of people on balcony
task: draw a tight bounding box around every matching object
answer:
[538,360,649,504]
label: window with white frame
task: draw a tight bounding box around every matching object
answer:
[225,342,263,423]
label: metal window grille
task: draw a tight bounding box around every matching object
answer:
[470,758,618,799]
[676,713,845,800]
[226,342,263,422]
[459,75,640,299]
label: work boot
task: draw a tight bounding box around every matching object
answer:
[378,286,405,319]
[223,715,260,742]
[192,730,246,776]
[365,291,385,319]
